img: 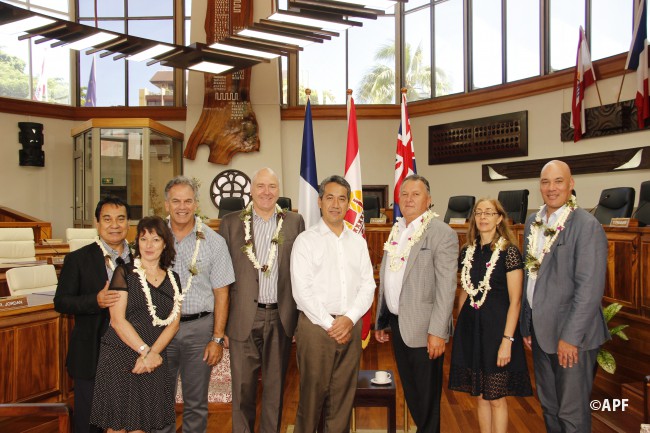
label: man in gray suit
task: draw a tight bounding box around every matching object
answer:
[220,168,305,433]
[375,174,458,433]
[520,160,609,433]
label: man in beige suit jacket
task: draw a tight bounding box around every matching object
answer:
[220,168,305,433]
[375,174,458,433]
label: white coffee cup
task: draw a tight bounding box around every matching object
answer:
[374,371,391,382]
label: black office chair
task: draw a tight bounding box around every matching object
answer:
[218,196,245,219]
[635,181,650,227]
[593,187,635,225]
[277,197,292,211]
[497,189,529,224]
[363,195,380,222]
[444,195,476,223]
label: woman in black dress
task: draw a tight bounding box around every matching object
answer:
[90,216,182,433]
[449,198,532,433]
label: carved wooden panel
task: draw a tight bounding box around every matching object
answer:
[15,319,59,401]
[0,329,14,403]
[482,146,650,181]
[603,232,638,310]
[428,111,527,165]
[560,100,637,142]
[365,225,391,271]
[641,233,650,316]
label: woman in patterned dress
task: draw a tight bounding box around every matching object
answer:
[90,216,182,433]
[449,198,532,433]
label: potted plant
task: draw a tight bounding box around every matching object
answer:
[597,302,629,374]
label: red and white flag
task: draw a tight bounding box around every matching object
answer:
[343,91,373,348]
[344,92,365,236]
[570,26,596,142]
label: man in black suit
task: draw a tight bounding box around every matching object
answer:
[54,197,131,433]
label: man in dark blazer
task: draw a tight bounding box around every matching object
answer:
[375,174,458,433]
[54,197,131,433]
[220,168,304,433]
[520,160,610,433]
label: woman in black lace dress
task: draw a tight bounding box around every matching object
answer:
[449,198,532,433]
[90,216,182,433]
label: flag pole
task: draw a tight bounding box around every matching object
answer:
[616,70,628,104]
[594,81,603,106]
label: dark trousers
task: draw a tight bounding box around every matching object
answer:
[389,314,443,433]
[75,377,102,433]
[230,307,292,433]
[294,313,362,433]
[531,328,598,433]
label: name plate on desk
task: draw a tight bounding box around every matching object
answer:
[0,295,28,310]
[609,218,635,228]
[449,218,467,225]
[370,217,387,224]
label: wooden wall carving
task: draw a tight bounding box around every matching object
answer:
[427,111,528,165]
[482,146,650,182]
[184,0,260,165]
[560,100,638,142]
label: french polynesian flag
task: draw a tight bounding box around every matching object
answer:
[343,92,372,348]
[570,26,596,142]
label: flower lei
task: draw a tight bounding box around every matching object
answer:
[240,203,285,275]
[461,237,507,309]
[133,258,183,327]
[525,195,578,280]
[167,215,204,296]
[383,208,439,272]
[95,237,128,271]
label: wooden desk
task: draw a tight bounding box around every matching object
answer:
[0,295,71,404]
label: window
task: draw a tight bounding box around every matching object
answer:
[0,0,71,104]
[77,0,188,107]
[287,0,635,106]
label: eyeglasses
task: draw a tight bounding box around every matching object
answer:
[474,211,500,217]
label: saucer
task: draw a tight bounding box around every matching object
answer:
[370,378,392,385]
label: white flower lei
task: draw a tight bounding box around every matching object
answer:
[95,237,127,271]
[525,195,578,280]
[383,208,439,272]
[167,215,204,296]
[461,237,507,309]
[133,258,183,327]
[241,203,285,275]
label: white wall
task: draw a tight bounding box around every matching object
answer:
[0,112,75,238]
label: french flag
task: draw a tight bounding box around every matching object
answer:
[298,95,320,228]
[393,91,417,221]
[627,0,649,128]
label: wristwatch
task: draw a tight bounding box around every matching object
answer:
[211,336,225,346]
[503,335,515,342]
[138,344,149,353]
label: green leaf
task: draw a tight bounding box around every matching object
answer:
[597,349,616,374]
[602,303,622,323]
[609,324,629,340]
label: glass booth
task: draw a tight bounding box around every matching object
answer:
[72,118,183,227]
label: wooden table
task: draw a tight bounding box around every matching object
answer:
[351,370,396,433]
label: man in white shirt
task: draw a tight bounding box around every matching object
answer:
[291,175,376,433]
[375,174,458,433]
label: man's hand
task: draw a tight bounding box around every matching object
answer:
[96,281,120,308]
[375,330,390,344]
[203,341,223,367]
[427,335,445,359]
[328,316,353,344]
[523,336,532,351]
[557,339,578,368]
[223,336,230,349]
